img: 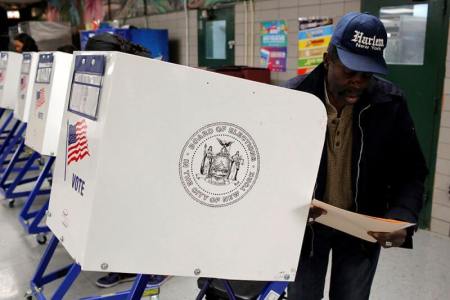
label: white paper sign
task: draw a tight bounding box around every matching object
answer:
[35,54,54,84]
[68,55,105,120]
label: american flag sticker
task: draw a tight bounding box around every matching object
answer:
[36,88,46,109]
[67,119,90,166]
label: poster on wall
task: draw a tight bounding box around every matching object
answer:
[298,18,333,75]
[260,20,288,72]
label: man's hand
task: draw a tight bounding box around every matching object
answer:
[368,229,407,248]
[308,205,327,223]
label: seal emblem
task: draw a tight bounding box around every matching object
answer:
[180,122,260,207]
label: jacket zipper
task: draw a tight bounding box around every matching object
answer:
[355,104,371,213]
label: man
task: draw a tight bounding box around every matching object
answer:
[284,12,428,299]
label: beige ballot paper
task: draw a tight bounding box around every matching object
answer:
[312,199,415,242]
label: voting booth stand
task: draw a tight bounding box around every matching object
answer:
[0,52,30,178]
[26,52,327,299]
[28,237,160,300]
[2,52,73,246]
[0,108,18,147]
[0,52,44,207]
[0,107,23,176]
[0,52,21,146]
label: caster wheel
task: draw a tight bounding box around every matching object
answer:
[8,200,15,208]
[36,234,47,245]
[24,289,33,299]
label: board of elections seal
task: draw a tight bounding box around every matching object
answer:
[179,122,260,207]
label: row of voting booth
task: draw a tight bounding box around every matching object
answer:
[0,51,72,245]
[0,48,327,299]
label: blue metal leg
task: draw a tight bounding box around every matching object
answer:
[5,151,40,199]
[259,282,288,299]
[0,121,25,170]
[3,174,42,189]
[0,110,13,138]
[0,139,25,190]
[195,279,247,300]
[32,236,61,287]
[0,111,12,144]
[19,157,55,235]
[31,237,159,300]
[30,236,80,300]
[221,280,237,300]
[0,119,20,158]
[126,274,151,300]
[27,200,50,234]
[3,155,36,164]
[79,275,159,300]
[196,278,214,300]
[50,263,81,299]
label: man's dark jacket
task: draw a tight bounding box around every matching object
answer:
[284,63,428,247]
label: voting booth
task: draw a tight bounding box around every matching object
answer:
[3,51,73,240]
[0,52,24,178]
[25,52,72,156]
[0,52,22,110]
[47,51,327,281]
[14,52,39,123]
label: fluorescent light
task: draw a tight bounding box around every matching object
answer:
[7,10,20,19]
[380,7,414,15]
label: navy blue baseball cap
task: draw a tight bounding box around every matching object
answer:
[331,12,388,75]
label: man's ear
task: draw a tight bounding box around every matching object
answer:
[323,52,329,70]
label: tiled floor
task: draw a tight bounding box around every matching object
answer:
[1,198,449,300]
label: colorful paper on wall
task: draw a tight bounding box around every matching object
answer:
[298,24,333,75]
[260,20,288,72]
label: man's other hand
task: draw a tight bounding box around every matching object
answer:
[368,229,407,248]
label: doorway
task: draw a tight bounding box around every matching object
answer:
[198,7,235,67]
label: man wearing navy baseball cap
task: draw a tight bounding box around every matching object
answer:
[284,12,427,299]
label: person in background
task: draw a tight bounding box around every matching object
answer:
[13,33,38,52]
[83,32,164,288]
[57,44,77,54]
[85,32,150,57]
[284,12,428,300]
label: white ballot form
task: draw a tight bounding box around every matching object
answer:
[25,52,72,156]
[47,51,327,281]
[14,52,39,123]
[0,51,22,110]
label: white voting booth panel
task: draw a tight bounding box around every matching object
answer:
[0,52,22,110]
[47,52,327,281]
[25,52,72,156]
[14,52,39,123]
